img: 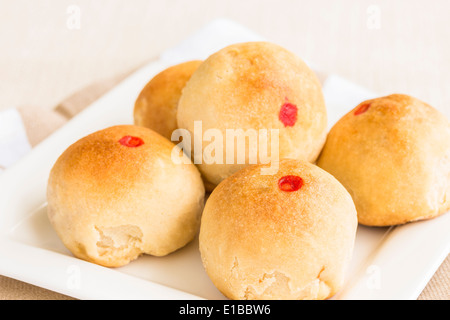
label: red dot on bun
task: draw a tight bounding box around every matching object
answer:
[119,136,144,148]
[278,175,303,192]
[354,103,371,116]
[279,102,298,127]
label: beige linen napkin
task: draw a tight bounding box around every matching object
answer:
[1,67,448,300]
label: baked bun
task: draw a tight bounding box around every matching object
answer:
[134,60,202,139]
[177,42,327,190]
[199,159,357,300]
[317,94,450,226]
[47,125,205,267]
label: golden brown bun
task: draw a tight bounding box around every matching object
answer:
[47,125,205,267]
[177,42,327,190]
[134,60,202,139]
[199,159,357,300]
[317,94,450,226]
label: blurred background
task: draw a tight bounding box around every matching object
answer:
[0,0,449,118]
[0,0,449,300]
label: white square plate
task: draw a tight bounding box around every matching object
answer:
[0,19,449,300]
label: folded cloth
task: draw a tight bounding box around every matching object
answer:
[16,106,67,147]
[0,108,32,173]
